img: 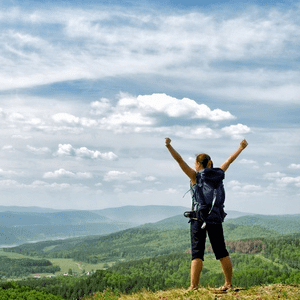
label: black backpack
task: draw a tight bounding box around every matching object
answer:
[184,168,227,227]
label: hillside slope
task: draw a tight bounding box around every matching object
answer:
[0,206,257,247]
[225,214,300,234]
[3,222,279,264]
[83,284,300,300]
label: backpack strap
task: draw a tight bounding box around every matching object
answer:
[208,189,218,215]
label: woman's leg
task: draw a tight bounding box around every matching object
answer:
[190,258,203,290]
[207,224,232,288]
[190,220,206,290]
[220,256,232,288]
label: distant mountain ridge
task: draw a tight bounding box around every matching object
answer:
[0,205,253,225]
[0,211,109,226]
[0,205,299,247]
[0,205,191,247]
[141,213,300,236]
[0,206,61,213]
[93,205,190,224]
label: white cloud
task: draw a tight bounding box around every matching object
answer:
[100,111,154,127]
[56,144,118,160]
[90,93,235,134]
[0,168,20,177]
[2,145,14,151]
[10,180,88,190]
[221,123,251,139]
[0,179,19,187]
[104,170,138,182]
[264,172,286,180]
[27,118,44,126]
[8,112,25,122]
[227,180,262,193]
[52,113,97,127]
[27,145,51,154]
[43,168,92,179]
[119,93,235,121]
[264,172,300,188]
[56,144,74,156]
[239,159,257,164]
[165,188,177,194]
[288,163,300,169]
[113,185,126,193]
[184,126,220,139]
[76,147,118,160]
[277,176,300,186]
[12,135,32,139]
[227,180,241,188]
[90,99,111,115]
[31,180,71,189]
[145,176,157,181]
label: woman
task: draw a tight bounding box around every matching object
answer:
[165,137,248,291]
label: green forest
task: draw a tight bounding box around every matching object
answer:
[1,245,300,299]
[1,232,300,299]
[1,215,300,299]
[0,257,60,279]
[3,223,284,265]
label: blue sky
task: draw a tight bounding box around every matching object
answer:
[0,0,299,214]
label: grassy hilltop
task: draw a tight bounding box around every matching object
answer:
[83,284,300,300]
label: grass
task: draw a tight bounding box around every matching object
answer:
[47,258,112,275]
[82,284,300,300]
[0,249,33,259]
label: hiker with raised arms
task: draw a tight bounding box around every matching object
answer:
[165,137,248,291]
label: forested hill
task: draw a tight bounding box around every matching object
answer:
[3,219,290,264]
[225,214,300,235]
[0,205,253,247]
[1,206,299,255]
[140,213,300,235]
[0,206,190,247]
[0,211,133,247]
[0,211,109,226]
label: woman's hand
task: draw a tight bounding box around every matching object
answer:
[240,139,248,149]
[165,137,171,147]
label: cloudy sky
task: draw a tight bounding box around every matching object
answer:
[0,0,299,214]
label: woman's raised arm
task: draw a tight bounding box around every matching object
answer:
[220,139,248,172]
[165,137,196,184]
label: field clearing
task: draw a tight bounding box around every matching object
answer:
[0,249,35,260]
[0,249,113,277]
[48,258,114,275]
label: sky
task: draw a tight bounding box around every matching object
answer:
[0,0,299,214]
